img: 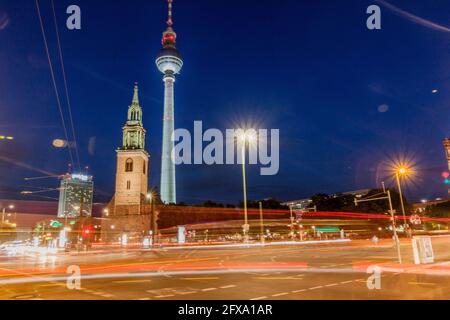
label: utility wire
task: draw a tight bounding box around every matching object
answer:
[35,0,74,167]
[51,0,81,171]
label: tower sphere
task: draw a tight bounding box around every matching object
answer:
[156,47,183,74]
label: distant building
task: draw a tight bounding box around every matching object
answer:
[282,199,313,212]
[283,189,371,212]
[57,174,94,218]
[443,138,450,195]
[412,198,449,213]
[337,189,370,198]
[443,138,450,171]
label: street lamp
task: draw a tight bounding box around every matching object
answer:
[238,130,257,243]
[1,204,14,224]
[395,166,409,234]
[147,192,157,245]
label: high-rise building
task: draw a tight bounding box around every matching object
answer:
[57,173,93,218]
[114,84,149,213]
[443,138,450,195]
[156,0,183,204]
[443,138,450,171]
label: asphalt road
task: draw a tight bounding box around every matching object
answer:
[1,238,449,300]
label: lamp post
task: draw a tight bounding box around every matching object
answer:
[147,193,156,245]
[1,204,14,224]
[238,130,256,243]
[354,186,402,264]
[259,202,264,244]
[395,167,410,235]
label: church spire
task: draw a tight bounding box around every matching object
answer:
[132,82,139,105]
[122,83,146,150]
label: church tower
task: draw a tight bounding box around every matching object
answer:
[114,83,149,212]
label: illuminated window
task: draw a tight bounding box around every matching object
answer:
[125,158,133,172]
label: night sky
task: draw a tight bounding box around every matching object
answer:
[0,0,449,205]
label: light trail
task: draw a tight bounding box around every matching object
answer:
[50,0,81,171]
[377,0,450,33]
[35,0,75,167]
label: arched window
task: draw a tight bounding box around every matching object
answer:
[125,158,133,172]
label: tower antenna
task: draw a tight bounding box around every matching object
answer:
[167,0,173,28]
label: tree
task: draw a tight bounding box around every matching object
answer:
[426,201,450,218]
[200,200,225,208]
[241,198,288,210]
[310,189,411,214]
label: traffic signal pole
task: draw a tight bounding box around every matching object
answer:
[354,188,402,264]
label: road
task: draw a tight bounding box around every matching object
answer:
[0,238,449,300]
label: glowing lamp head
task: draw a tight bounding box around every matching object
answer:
[238,130,257,144]
[398,167,407,175]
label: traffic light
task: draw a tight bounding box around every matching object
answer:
[82,226,93,238]
[441,172,449,185]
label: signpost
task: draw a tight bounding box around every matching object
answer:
[412,236,434,264]
[178,226,186,244]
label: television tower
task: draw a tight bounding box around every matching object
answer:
[156,0,183,204]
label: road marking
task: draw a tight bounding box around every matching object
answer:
[254,276,303,280]
[180,277,219,281]
[272,292,289,297]
[408,282,436,286]
[176,291,196,295]
[220,285,236,289]
[38,283,65,287]
[309,286,323,290]
[138,297,151,300]
[83,289,95,293]
[325,283,338,287]
[113,279,152,284]
[155,294,175,298]
[292,289,307,293]
[251,296,268,300]
[201,288,217,292]
[340,280,353,284]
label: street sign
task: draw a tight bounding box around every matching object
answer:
[50,220,63,228]
[412,236,434,264]
[178,226,186,244]
[242,224,250,232]
[294,210,303,221]
[410,214,421,225]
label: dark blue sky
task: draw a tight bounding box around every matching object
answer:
[0,0,449,204]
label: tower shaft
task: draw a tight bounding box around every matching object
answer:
[160,75,176,203]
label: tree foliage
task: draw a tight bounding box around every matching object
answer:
[310,189,411,214]
[426,201,450,218]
